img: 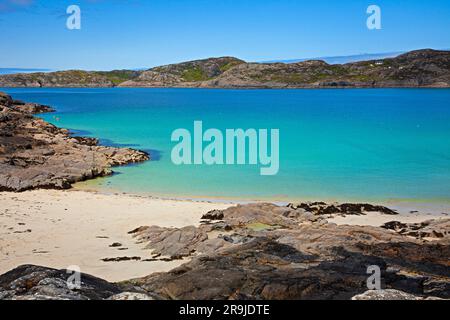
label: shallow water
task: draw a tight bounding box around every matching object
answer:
[3,87,450,202]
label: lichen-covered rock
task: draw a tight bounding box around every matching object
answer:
[107,292,155,300]
[351,289,424,300]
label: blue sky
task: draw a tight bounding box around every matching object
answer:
[1,0,449,70]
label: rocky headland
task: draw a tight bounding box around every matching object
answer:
[0,49,449,88]
[0,92,149,191]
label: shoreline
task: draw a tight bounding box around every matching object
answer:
[1,188,447,282]
[0,91,149,192]
[0,189,233,282]
[73,180,450,215]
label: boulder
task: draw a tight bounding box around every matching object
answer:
[0,265,121,300]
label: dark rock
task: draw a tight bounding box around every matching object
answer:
[201,210,224,220]
[287,202,398,216]
[381,219,450,240]
[71,136,99,146]
[0,265,121,300]
[11,103,55,114]
[0,92,13,106]
[101,257,141,262]
[128,226,150,234]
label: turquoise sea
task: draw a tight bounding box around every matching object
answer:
[3,88,450,202]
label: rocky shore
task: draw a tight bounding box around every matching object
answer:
[0,201,448,300]
[0,92,149,191]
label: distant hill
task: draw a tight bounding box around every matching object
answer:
[120,57,245,87]
[0,49,449,88]
[0,68,52,75]
[0,70,141,87]
[263,52,404,64]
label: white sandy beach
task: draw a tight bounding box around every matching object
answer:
[0,190,448,282]
[0,190,231,282]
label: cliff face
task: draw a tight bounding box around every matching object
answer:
[0,49,449,88]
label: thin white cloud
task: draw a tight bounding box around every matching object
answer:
[0,0,34,13]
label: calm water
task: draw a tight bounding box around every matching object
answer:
[3,88,450,202]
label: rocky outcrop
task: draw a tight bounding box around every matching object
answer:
[0,92,149,191]
[1,49,449,88]
[124,203,450,300]
[130,225,208,260]
[0,265,158,300]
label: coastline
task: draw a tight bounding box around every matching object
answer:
[1,92,449,300]
[73,178,450,214]
[0,91,149,192]
[1,188,447,283]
